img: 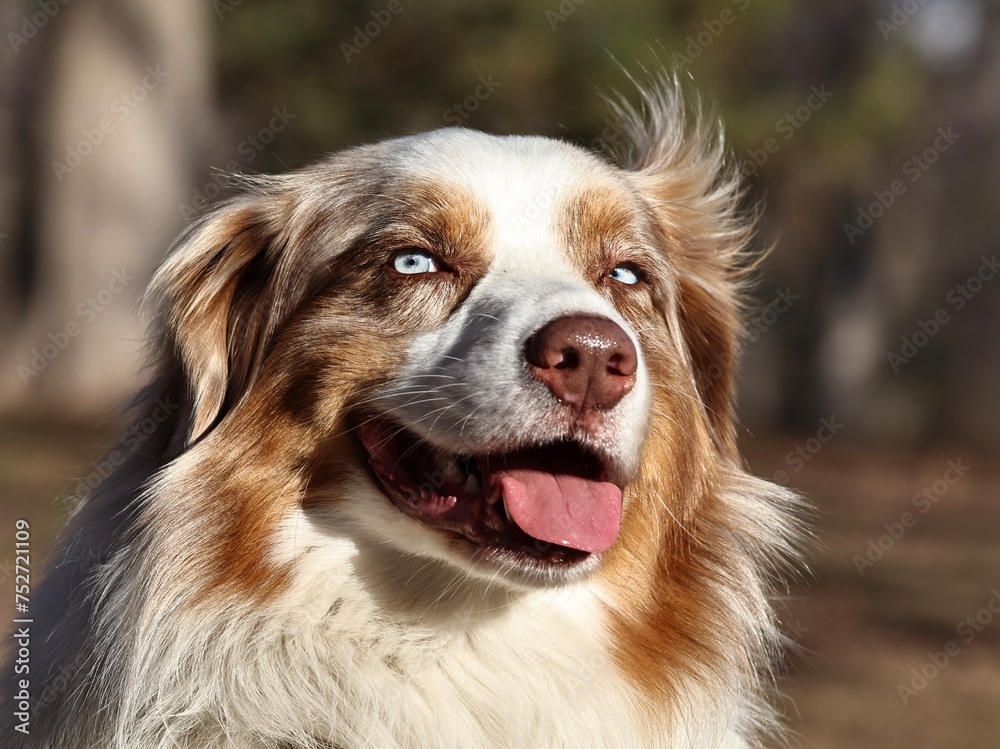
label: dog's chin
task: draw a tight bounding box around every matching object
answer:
[353,413,626,588]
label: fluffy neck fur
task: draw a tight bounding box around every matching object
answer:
[5,381,800,748]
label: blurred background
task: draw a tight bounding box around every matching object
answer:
[1,0,998,746]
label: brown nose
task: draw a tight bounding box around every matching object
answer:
[525,315,637,410]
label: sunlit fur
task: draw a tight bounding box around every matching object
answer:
[1,78,804,749]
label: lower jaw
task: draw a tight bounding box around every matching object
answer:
[381,484,599,585]
[453,537,602,587]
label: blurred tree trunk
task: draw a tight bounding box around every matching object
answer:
[0,0,216,420]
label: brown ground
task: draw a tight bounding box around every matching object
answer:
[1,419,998,747]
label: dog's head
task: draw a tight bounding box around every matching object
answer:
[149,86,751,591]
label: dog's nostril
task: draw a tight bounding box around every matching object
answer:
[525,315,637,410]
[606,353,634,378]
[554,348,579,370]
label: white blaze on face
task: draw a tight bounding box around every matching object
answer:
[380,130,652,473]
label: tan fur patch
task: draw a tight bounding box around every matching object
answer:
[161,176,496,601]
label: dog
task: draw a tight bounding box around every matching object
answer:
[3,78,803,748]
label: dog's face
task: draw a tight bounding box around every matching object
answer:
[153,124,745,592]
[348,131,661,586]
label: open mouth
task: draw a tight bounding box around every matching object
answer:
[355,416,624,567]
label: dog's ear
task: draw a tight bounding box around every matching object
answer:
[613,79,755,456]
[149,193,290,443]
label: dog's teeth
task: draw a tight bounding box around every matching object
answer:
[464,473,481,495]
[502,499,512,522]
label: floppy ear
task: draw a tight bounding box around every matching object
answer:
[612,78,756,456]
[149,194,288,443]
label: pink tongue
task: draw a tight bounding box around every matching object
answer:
[496,471,622,554]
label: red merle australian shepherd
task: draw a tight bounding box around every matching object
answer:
[3,79,804,748]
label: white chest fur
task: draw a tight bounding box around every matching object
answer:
[250,512,652,749]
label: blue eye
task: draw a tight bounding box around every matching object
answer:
[609,264,641,285]
[391,250,440,275]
